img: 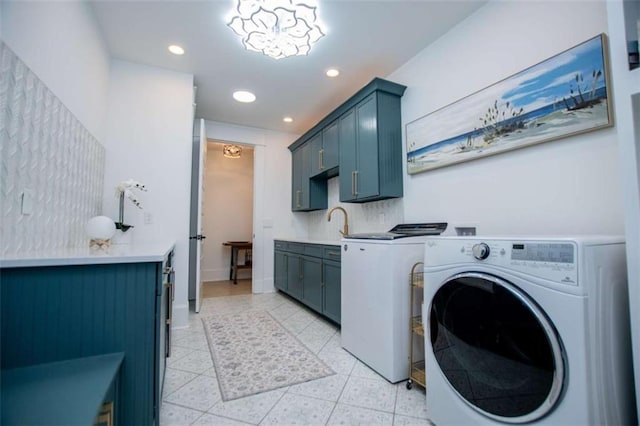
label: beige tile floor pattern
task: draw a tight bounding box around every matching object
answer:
[161,292,433,426]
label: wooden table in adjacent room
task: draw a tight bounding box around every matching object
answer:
[222,241,252,284]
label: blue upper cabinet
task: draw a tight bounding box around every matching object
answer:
[310,120,339,178]
[322,120,340,173]
[340,90,404,202]
[291,142,327,211]
[289,78,406,210]
[339,109,357,201]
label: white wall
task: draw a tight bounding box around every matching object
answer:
[298,1,622,239]
[607,0,640,417]
[204,120,299,293]
[202,142,254,282]
[0,1,110,142]
[388,0,623,236]
[103,60,194,328]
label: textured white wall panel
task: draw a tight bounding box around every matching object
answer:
[306,177,405,242]
[0,43,105,255]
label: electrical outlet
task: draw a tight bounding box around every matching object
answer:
[455,226,476,236]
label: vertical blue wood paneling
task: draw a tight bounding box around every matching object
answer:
[0,261,163,426]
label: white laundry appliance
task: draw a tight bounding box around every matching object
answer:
[423,236,637,425]
[341,223,448,383]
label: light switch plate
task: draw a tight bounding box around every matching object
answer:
[21,188,34,215]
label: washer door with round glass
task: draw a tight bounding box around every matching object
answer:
[429,272,565,423]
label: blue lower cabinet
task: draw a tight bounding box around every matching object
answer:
[287,253,303,300]
[274,241,340,324]
[0,256,171,426]
[1,352,124,426]
[323,260,341,324]
[274,251,288,292]
[301,255,323,313]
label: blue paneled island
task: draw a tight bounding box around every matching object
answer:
[0,242,175,425]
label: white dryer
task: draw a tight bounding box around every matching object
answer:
[423,236,636,425]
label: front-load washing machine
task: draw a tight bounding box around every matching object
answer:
[423,236,636,425]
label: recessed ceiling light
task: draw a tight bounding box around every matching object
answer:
[233,90,256,103]
[283,117,293,123]
[168,45,185,55]
[326,68,340,78]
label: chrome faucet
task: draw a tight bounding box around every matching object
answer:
[327,206,349,237]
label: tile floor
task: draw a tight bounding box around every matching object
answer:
[161,292,432,425]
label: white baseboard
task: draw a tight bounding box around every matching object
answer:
[172,303,189,328]
[257,276,275,293]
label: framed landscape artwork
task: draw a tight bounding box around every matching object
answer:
[406,34,612,174]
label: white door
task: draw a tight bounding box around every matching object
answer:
[195,119,207,313]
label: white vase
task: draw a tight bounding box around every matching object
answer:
[112,229,132,245]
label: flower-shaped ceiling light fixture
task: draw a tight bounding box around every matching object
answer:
[227,0,325,59]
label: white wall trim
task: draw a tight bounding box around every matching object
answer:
[171,303,190,330]
[203,120,298,295]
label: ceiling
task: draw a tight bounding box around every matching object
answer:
[91,1,486,135]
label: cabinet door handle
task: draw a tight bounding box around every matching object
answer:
[166,324,171,358]
[166,281,173,357]
[319,149,324,170]
[167,282,174,319]
[299,258,303,280]
[354,170,359,195]
[326,251,340,257]
[351,171,356,196]
[296,190,301,208]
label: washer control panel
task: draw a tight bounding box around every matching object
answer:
[510,242,574,264]
[425,238,579,285]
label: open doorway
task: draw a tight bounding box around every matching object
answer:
[201,141,254,297]
[190,121,273,307]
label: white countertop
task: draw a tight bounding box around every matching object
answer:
[0,241,176,268]
[274,237,341,246]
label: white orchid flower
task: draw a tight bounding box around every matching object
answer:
[115,179,147,210]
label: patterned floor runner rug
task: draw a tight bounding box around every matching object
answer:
[202,310,335,401]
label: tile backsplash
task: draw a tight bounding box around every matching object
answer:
[0,43,105,255]
[306,177,404,241]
